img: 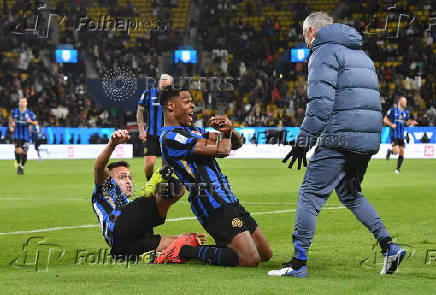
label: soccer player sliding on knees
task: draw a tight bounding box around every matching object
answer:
[92,129,207,262]
[156,86,272,267]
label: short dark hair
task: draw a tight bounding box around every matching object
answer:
[159,85,181,107]
[107,161,129,171]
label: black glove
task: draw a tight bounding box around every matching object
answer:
[282,145,307,169]
[343,152,370,195]
[159,165,174,181]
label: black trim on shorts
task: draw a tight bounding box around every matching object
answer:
[14,139,29,151]
[144,134,162,156]
[201,203,258,247]
[391,136,405,147]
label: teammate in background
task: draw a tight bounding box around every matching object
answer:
[32,125,46,160]
[384,96,418,174]
[9,97,38,175]
[137,74,173,180]
[92,129,206,261]
[157,87,272,267]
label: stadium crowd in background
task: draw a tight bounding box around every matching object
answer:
[1,0,436,138]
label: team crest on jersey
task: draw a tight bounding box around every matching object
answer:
[232,218,243,228]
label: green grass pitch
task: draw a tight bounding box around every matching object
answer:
[0,158,435,294]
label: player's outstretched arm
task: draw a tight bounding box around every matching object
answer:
[136,105,147,141]
[94,130,130,185]
[406,119,419,127]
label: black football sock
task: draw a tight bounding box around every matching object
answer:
[22,154,27,167]
[15,152,20,164]
[397,156,404,170]
[290,257,307,269]
[180,245,239,266]
[379,237,392,254]
[387,149,392,156]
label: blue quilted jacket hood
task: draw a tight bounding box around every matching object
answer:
[296,23,382,154]
[313,23,362,50]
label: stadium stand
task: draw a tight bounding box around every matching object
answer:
[1,0,435,143]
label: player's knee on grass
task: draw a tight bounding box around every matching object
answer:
[237,248,260,267]
[228,231,261,267]
[251,227,273,261]
[259,245,273,262]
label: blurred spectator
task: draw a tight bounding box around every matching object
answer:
[421,133,430,143]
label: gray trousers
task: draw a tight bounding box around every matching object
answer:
[292,146,391,261]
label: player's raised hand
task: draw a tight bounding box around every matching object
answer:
[409,120,419,127]
[209,115,233,135]
[282,145,307,170]
[109,129,130,148]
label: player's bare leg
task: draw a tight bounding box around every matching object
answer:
[144,155,156,180]
[251,227,273,261]
[15,146,25,174]
[227,231,261,266]
[386,145,399,160]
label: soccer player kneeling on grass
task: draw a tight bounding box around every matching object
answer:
[92,129,207,262]
[156,86,273,267]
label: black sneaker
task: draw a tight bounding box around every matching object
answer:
[17,167,24,175]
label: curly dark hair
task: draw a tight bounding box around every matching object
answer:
[159,85,181,107]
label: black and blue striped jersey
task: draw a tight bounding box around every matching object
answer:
[387,107,410,139]
[11,108,36,142]
[138,87,163,137]
[92,177,129,246]
[160,126,239,224]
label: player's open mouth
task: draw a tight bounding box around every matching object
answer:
[187,112,194,124]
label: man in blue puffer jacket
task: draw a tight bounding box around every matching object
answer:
[268,12,406,277]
